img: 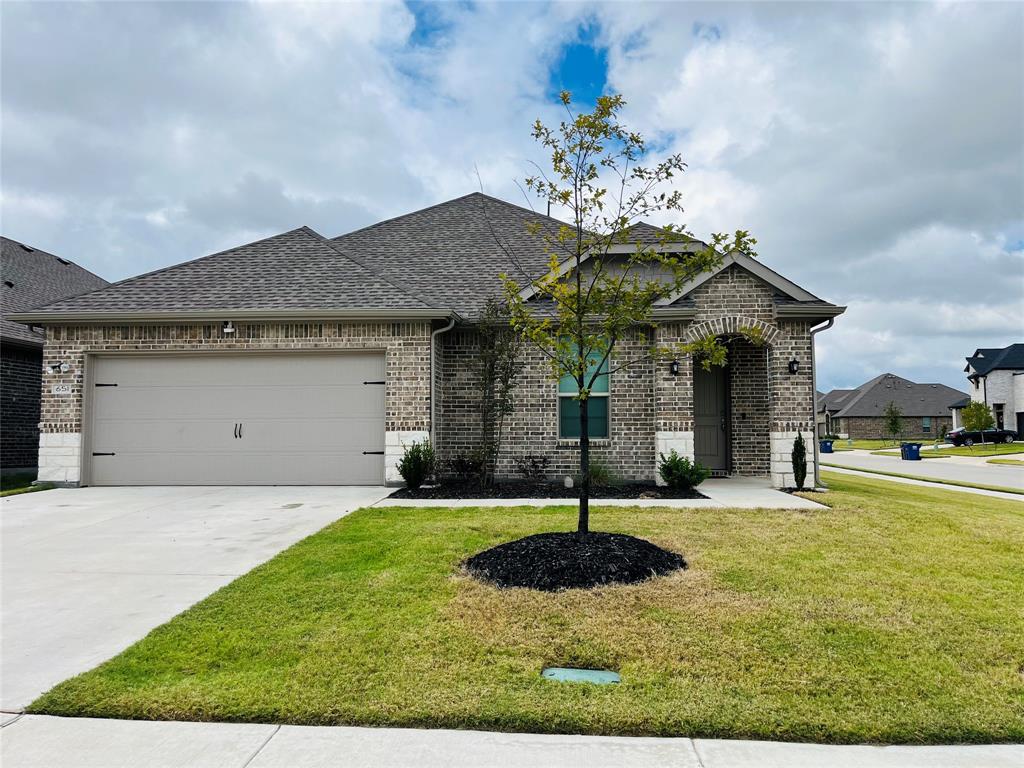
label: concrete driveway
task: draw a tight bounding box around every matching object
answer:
[1,485,390,711]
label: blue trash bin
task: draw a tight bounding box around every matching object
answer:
[901,442,922,461]
[819,440,834,454]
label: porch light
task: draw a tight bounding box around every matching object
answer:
[669,360,680,376]
[788,359,800,375]
[222,321,235,334]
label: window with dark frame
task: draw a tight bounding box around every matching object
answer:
[558,350,610,439]
[922,416,931,433]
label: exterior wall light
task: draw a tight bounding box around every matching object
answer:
[222,321,235,334]
[788,359,800,375]
[670,360,680,376]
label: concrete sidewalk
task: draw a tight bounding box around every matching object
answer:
[378,477,827,510]
[2,715,1020,768]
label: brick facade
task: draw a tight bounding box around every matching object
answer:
[1,343,43,471]
[34,266,823,488]
[36,321,432,484]
[838,415,954,440]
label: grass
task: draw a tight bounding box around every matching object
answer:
[921,443,1024,458]
[829,439,898,451]
[820,463,1024,496]
[29,473,1024,744]
[0,472,52,497]
[871,450,948,459]
[989,459,1024,467]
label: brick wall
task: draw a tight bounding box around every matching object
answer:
[728,338,770,475]
[839,416,954,440]
[438,327,657,481]
[1,343,43,471]
[38,321,432,484]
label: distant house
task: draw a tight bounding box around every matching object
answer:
[818,373,967,440]
[1,238,108,473]
[961,344,1024,434]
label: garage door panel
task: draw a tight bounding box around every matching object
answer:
[89,353,386,485]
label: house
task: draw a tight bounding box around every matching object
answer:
[961,344,1024,434]
[818,373,967,439]
[1,237,109,474]
[8,193,844,489]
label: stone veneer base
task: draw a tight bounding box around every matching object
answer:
[37,432,82,485]
[769,430,817,489]
[654,431,695,486]
[385,430,430,486]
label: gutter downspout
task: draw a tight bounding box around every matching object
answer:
[810,318,835,489]
[430,315,457,446]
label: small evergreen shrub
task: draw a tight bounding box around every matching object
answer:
[658,450,711,490]
[792,433,807,490]
[444,455,483,481]
[515,454,550,480]
[397,439,435,490]
[582,459,617,487]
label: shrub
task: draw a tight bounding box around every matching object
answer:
[515,454,550,480]
[580,459,617,487]
[658,450,711,490]
[792,433,807,490]
[397,439,435,490]
[444,455,483,481]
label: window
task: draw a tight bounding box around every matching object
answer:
[922,416,931,433]
[994,403,1005,430]
[558,350,609,439]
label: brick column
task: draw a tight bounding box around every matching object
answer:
[768,321,817,488]
[653,322,694,483]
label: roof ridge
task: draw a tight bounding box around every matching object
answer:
[332,191,569,242]
[299,227,443,311]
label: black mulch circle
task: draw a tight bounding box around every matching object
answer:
[464,532,687,592]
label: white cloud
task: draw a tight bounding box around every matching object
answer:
[0,0,1020,391]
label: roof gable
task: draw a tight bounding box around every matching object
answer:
[965,343,1024,376]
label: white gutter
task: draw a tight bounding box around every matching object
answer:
[810,317,835,488]
[429,315,457,446]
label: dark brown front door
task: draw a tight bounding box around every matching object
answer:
[694,363,728,471]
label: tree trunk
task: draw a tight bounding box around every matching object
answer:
[578,395,590,536]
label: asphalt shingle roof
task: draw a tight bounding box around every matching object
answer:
[965,344,1024,377]
[332,192,567,317]
[1,237,109,345]
[17,227,435,316]
[830,373,968,418]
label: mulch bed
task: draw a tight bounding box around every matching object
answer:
[390,480,706,500]
[464,531,687,591]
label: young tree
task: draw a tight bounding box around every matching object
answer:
[882,401,904,444]
[791,433,807,491]
[501,92,755,535]
[472,297,523,485]
[961,401,995,443]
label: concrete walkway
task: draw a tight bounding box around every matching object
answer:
[1,485,390,710]
[823,449,1024,491]
[2,715,1020,768]
[378,477,827,510]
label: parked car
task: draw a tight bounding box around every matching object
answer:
[946,427,1018,446]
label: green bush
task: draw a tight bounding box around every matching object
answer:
[397,440,435,490]
[658,450,710,490]
[581,459,617,487]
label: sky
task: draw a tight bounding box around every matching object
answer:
[1,1,1021,392]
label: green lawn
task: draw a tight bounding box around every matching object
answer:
[820,463,1024,496]
[871,450,948,459]
[922,443,1024,458]
[829,439,898,451]
[989,458,1024,467]
[0,472,52,497]
[30,473,1024,744]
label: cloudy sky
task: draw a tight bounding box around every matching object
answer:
[2,1,1021,391]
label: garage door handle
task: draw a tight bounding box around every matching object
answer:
[363,380,385,385]
[363,451,384,455]
[234,423,238,439]
[239,423,243,438]
[92,452,115,456]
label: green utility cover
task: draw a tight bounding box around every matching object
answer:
[541,667,620,684]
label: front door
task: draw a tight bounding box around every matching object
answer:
[694,363,728,472]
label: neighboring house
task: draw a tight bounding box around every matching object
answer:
[818,373,967,440]
[1,237,109,474]
[963,344,1024,434]
[9,193,844,489]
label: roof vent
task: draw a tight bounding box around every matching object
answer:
[18,242,34,253]
[3,280,13,288]
[55,256,71,266]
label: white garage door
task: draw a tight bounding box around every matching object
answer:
[88,353,385,485]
